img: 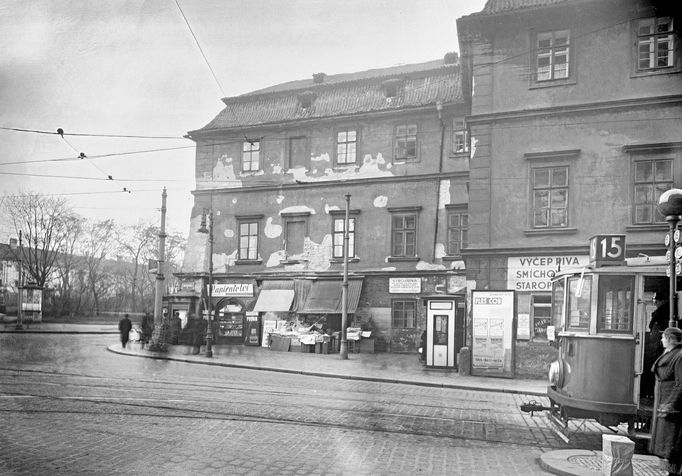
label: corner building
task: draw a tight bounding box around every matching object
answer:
[457,0,681,346]
[174,57,471,357]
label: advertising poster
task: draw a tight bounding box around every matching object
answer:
[471,290,516,378]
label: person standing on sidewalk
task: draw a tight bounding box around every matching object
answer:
[118,314,132,349]
[652,327,682,476]
[141,312,154,347]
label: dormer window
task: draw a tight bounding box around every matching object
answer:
[381,78,402,98]
[298,91,316,109]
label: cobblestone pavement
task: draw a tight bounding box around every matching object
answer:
[0,334,625,475]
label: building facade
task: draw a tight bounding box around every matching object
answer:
[176,57,471,355]
[457,0,681,342]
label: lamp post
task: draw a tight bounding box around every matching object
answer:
[11,231,23,331]
[657,188,682,328]
[198,208,214,357]
[339,193,351,360]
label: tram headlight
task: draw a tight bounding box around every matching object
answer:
[548,360,566,388]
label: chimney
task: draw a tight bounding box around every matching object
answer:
[312,72,326,84]
[444,51,458,65]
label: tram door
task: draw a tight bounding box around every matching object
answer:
[425,299,456,367]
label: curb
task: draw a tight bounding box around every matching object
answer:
[0,330,118,334]
[107,345,546,396]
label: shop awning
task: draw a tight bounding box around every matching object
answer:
[252,289,295,312]
[299,279,363,314]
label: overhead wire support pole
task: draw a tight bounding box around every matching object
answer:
[340,193,351,360]
[150,188,168,351]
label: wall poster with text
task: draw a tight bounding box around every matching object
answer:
[471,290,516,378]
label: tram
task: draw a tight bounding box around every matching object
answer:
[544,236,677,439]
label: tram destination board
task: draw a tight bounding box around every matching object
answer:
[589,234,625,267]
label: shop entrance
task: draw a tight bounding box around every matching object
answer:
[424,298,460,368]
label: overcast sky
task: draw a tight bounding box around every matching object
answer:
[0,0,487,242]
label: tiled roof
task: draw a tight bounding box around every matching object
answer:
[192,60,461,133]
[476,0,584,15]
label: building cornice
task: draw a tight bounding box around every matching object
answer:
[466,94,682,125]
[192,170,469,196]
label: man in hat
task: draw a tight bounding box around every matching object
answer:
[651,290,671,333]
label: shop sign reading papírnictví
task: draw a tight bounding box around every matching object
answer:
[211,283,254,297]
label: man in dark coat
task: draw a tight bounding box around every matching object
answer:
[651,327,682,476]
[141,312,154,346]
[118,314,132,349]
[651,291,671,333]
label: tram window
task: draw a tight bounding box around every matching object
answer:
[552,279,565,328]
[598,275,634,333]
[567,275,592,329]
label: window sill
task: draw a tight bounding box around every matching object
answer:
[234,259,263,265]
[280,259,308,265]
[449,151,469,158]
[387,256,420,262]
[330,258,359,263]
[523,227,577,236]
[442,255,464,262]
[631,67,681,78]
[393,157,420,163]
[625,224,668,232]
[529,77,576,90]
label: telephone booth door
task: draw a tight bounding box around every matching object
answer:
[425,298,456,368]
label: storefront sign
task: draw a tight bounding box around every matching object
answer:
[211,283,253,297]
[507,255,590,291]
[471,290,515,377]
[389,278,421,294]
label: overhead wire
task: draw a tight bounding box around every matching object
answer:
[0,126,185,140]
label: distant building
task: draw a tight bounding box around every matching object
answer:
[457,0,681,341]
[175,56,470,353]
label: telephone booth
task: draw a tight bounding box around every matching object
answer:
[422,296,465,368]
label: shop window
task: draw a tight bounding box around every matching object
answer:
[633,158,672,224]
[567,275,591,329]
[392,300,416,328]
[336,129,357,165]
[532,165,568,228]
[635,17,676,72]
[394,124,418,162]
[242,140,260,172]
[532,294,552,339]
[597,275,634,333]
[535,30,570,82]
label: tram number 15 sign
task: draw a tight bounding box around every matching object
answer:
[589,235,626,266]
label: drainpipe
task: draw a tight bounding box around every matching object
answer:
[432,101,445,262]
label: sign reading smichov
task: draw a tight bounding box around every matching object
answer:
[506,255,590,291]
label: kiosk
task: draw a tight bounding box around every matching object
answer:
[422,295,465,368]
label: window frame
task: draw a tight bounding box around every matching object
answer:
[288,136,309,169]
[633,16,678,74]
[391,299,417,329]
[452,118,469,154]
[241,140,261,173]
[238,220,259,261]
[445,205,468,256]
[394,123,419,162]
[235,214,263,264]
[330,211,358,260]
[596,274,635,334]
[335,128,359,166]
[281,212,310,262]
[531,165,569,229]
[632,157,673,225]
[529,28,576,88]
[388,206,421,260]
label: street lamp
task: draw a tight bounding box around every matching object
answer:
[198,208,214,357]
[10,231,23,330]
[657,188,682,328]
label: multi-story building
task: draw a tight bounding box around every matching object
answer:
[175,56,471,356]
[457,0,681,343]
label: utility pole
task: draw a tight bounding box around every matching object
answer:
[198,208,214,357]
[340,193,350,359]
[150,188,167,351]
[15,230,23,331]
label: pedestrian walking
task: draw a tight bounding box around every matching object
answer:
[141,312,154,346]
[651,327,682,476]
[118,313,133,349]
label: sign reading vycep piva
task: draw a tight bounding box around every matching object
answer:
[507,255,590,291]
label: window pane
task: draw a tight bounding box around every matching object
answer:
[551,209,567,227]
[551,167,568,186]
[534,169,550,187]
[598,275,634,332]
[405,216,416,229]
[534,209,548,227]
[655,160,672,181]
[534,190,549,207]
[568,276,591,328]
[638,18,654,35]
[551,189,567,207]
[635,161,653,182]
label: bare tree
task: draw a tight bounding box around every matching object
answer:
[53,213,85,317]
[80,219,116,316]
[3,191,71,287]
[116,222,157,313]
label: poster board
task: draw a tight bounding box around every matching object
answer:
[471,290,515,378]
